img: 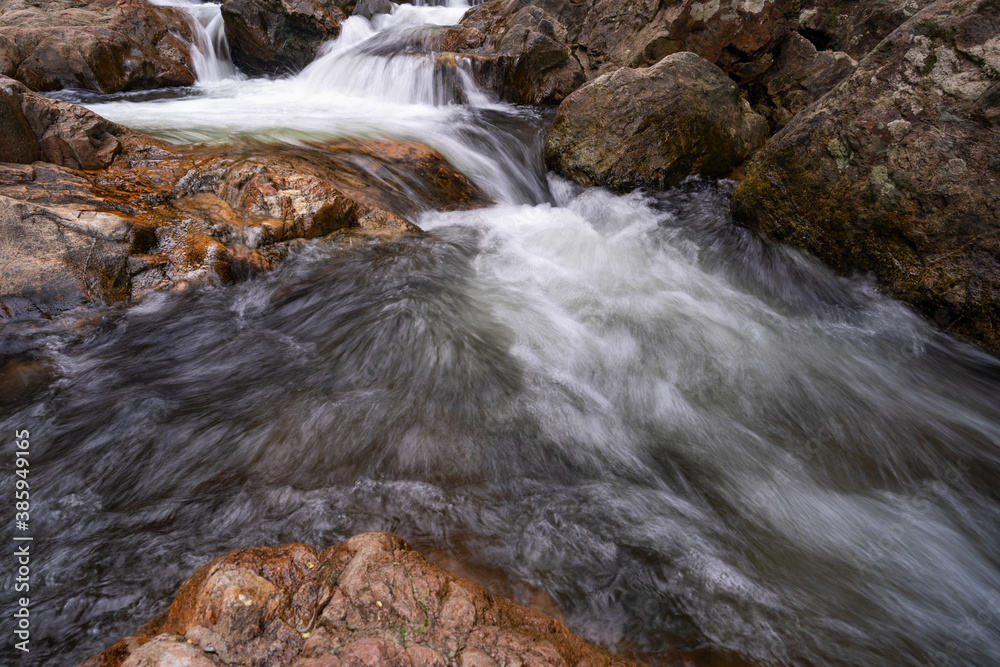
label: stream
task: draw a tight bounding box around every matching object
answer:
[3,1,1000,665]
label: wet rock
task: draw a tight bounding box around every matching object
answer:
[0,82,486,317]
[0,0,196,93]
[545,52,769,192]
[760,32,857,127]
[220,0,353,76]
[82,532,639,667]
[731,0,1000,353]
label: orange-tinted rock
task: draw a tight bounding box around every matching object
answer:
[82,533,640,667]
[0,81,486,318]
[0,0,196,93]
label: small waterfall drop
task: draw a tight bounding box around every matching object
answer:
[151,0,237,82]
[293,6,478,107]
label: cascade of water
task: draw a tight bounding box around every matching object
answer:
[151,0,237,83]
[42,5,1000,665]
[294,6,477,107]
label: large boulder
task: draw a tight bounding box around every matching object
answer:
[0,0,196,93]
[0,79,486,317]
[220,0,354,76]
[545,52,769,192]
[80,532,640,667]
[731,0,1000,353]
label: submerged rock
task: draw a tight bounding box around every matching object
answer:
[80,532,639,667]
[220,0,354,76]
[545,52,769,192]
[0,78,486,318]
[731,0,1000,353]
[0,0,196,93]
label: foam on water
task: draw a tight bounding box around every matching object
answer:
[8,4,1000,666]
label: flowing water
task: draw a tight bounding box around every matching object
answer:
[4,2,1000,666]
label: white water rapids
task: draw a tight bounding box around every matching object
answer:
[5,2,1000,666]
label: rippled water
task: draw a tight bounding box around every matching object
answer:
[4,3,1000,666]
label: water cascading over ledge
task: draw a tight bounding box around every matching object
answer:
[151,0,237,82]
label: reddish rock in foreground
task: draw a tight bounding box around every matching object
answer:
[80,532,640,667]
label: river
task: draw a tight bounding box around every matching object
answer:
[3,1,1000,665]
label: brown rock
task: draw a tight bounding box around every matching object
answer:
[220,0,353,77]
[82,532,639,667]
[545,52,769,192]
[732,0,1000,353]
[797,0,938,59]
[447,0,795,104]
[0,0,196,93]
[761,32,857,127]
[0,79,487,317]
[1,75,123,169]
[0,78,39,163]
[0,194,131,317]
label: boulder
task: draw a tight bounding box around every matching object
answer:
[80,532,640,667]
[759,32,857,127]
[797,0,938,59]
[220,0,354,76]
[0,80,486,317]
[0,0,196,93]
[545,52,769,192]
[352,0,394,21]
[731,0,1000,353]
[0,195,130,317]
[0,76,124,169]
[442,0,795,104]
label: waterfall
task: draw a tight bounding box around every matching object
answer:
[151,0,237,83]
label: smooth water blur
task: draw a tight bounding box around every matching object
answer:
[5,3,1000,667]
[150,0,237,82]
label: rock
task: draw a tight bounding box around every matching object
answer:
[0,80,39,163]
[1,80,486,317]
[0,0,196,93]
[731,0,1000,353]
[450,0,584,105]
[760,32,857,127]
[0,76,124,169]
[352,0,394,21]
[0,195,130,317]
[445,0,795,104]
[220,0,353,76]
[545,52,769,192]
[81,532,639,667]
[797,0,938,59]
